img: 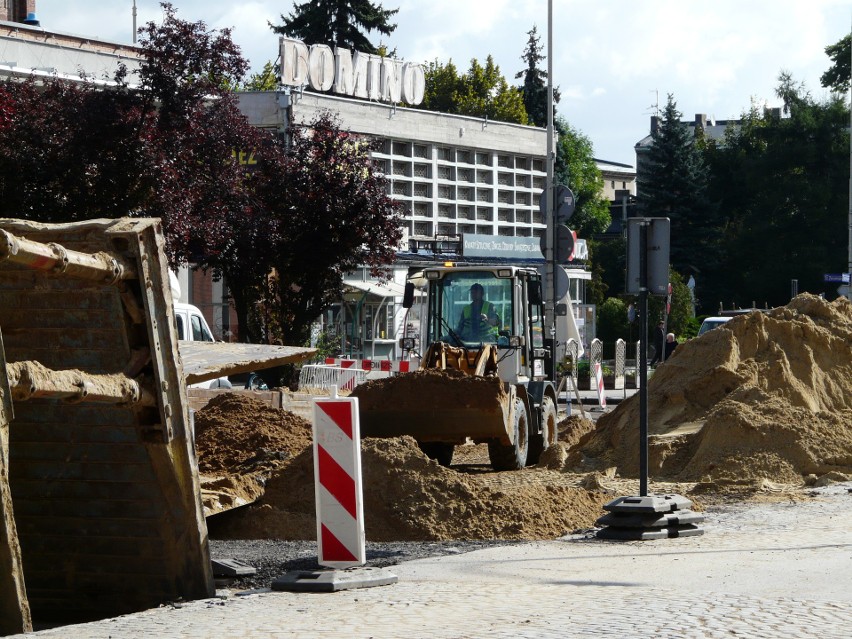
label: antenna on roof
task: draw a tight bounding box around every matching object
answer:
[646,89,659,116]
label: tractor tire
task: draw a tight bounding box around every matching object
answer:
[527,395,557,465]
[419,442,455,467]
[488,396,529,471]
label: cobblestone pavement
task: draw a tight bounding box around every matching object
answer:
[14,484,852,638]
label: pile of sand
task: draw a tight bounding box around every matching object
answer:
[570,294,852,485]
[208,435,608,541]
[196,295,852,537]
[193,393,314,516]
[194,393,313,474]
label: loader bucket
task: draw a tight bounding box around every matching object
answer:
[352,368,515,445]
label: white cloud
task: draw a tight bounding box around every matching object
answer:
[27,0,852,163]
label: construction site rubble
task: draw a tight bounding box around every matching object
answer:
[198,293,852,546]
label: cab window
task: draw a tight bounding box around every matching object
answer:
[176,315,185,340]
[426,271,513,347]
[191,314,214,342]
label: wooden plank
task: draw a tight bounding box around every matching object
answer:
[179,342,316,383]
[0,328,32,634]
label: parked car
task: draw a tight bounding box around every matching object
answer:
[173,300,233,389]
[169,268,233,390]
[698,316,732,336]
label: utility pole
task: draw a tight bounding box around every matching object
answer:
[847,19,852,294]
[132,1,137,44]
[545,0,556,379]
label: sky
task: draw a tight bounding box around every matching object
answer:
[34,0,852,166]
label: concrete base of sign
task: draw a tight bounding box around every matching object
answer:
[595,493,704,541]
[271,567,398,593]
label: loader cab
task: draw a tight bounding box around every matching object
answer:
[421,267,547,382]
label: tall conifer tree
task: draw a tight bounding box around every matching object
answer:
[515,26,559,128]
[638,95,715,280]
[271,0,398,54]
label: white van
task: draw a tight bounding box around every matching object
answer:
[170,271,232,389]
[698,316,732,336]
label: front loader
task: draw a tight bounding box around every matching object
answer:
[352,266,559,471]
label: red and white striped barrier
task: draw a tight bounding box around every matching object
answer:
[594,362,607,410]
[312,393,365,568]
[325,358,415,373]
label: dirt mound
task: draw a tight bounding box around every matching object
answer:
[210,435,608,541]
[194,393,312,474]
[351,368,507,411]
[570,294,852,484]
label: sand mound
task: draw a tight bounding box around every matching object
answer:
[209,436,608,541]
[194,393,313,474]
[570,294,852,484]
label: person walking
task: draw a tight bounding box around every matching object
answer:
[650,320,665,366]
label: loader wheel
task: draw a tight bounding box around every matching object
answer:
[419,442,455,467]
[488,396,529,471]
[527,395,557,465]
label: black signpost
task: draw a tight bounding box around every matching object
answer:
[626,217,670,495]
[596,217,704,541]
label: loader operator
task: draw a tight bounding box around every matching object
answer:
[456,282,500,342]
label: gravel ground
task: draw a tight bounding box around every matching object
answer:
[209,539,526,591]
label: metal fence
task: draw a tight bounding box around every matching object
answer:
[298,364,368,393]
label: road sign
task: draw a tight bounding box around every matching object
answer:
[554,266,569,300]
[823,273,850,284]
[626,218,671,296]
[538,185,576,222]
[539,224,576,263]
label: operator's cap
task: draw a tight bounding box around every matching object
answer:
[470,283,484,292]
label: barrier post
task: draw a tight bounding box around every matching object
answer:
[271,386,398,592]
[594,361,607,410]
[312,387,365,567]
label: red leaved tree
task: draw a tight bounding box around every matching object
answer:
[0,3,403,346]
[256,112,404,345]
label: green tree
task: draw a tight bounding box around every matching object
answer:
[515,25,559,128]
[638,95,717,294]
[243,61,279,91]
[554,116,611,238]
[703,73,849,309]
[596,296,630,347]
[417,56,528,124]
[821,34,850,92]
[271,0,398,54]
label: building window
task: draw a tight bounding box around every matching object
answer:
[437,165,454,180]
[413,201,430,216]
